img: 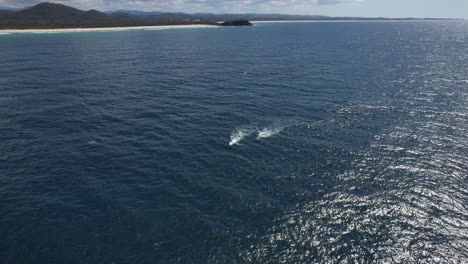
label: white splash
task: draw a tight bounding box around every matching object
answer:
[229,129,253,146]
[257,127,284,139]
[0,33,11,35]
[229,124,287,146]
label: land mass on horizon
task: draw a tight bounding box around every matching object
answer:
[0,2,461,30]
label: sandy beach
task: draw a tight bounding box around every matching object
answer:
[0,24,217,34]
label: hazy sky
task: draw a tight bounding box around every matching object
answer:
[1,0,467,18]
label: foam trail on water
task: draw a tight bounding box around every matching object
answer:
[257,127,284,139]
[229,129,253,146]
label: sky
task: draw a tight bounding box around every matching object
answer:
[1,0,467,18]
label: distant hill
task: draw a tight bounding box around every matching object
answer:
[104,10,460,22]
[107,10,164,16]
[0,2,219,29]
[0,2,461,30]
[18,2,81,19]
[0,3,144,29]
[103,10,326,21]
[0,6,24,12]
[0,7,17,13]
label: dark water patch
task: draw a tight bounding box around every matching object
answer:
[0,21,467,263]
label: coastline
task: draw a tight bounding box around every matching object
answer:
[0,20,458,34]
[252,19,459,23]
[252,20,387,23]
[0,24,216,34]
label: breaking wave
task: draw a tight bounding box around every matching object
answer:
[229,129,255,146]
[257,127,284,139]
[229,125,285,146]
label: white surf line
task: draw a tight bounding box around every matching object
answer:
[0,24,217,34]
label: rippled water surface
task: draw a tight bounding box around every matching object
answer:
[1,22,467,263]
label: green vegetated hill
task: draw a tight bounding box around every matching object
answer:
[0,2,218,29]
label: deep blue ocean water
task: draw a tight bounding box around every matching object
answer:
[0,21,467,263]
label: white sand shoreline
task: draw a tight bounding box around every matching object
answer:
[0,24,216,34]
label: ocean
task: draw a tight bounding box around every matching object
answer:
[0,21,467,263]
